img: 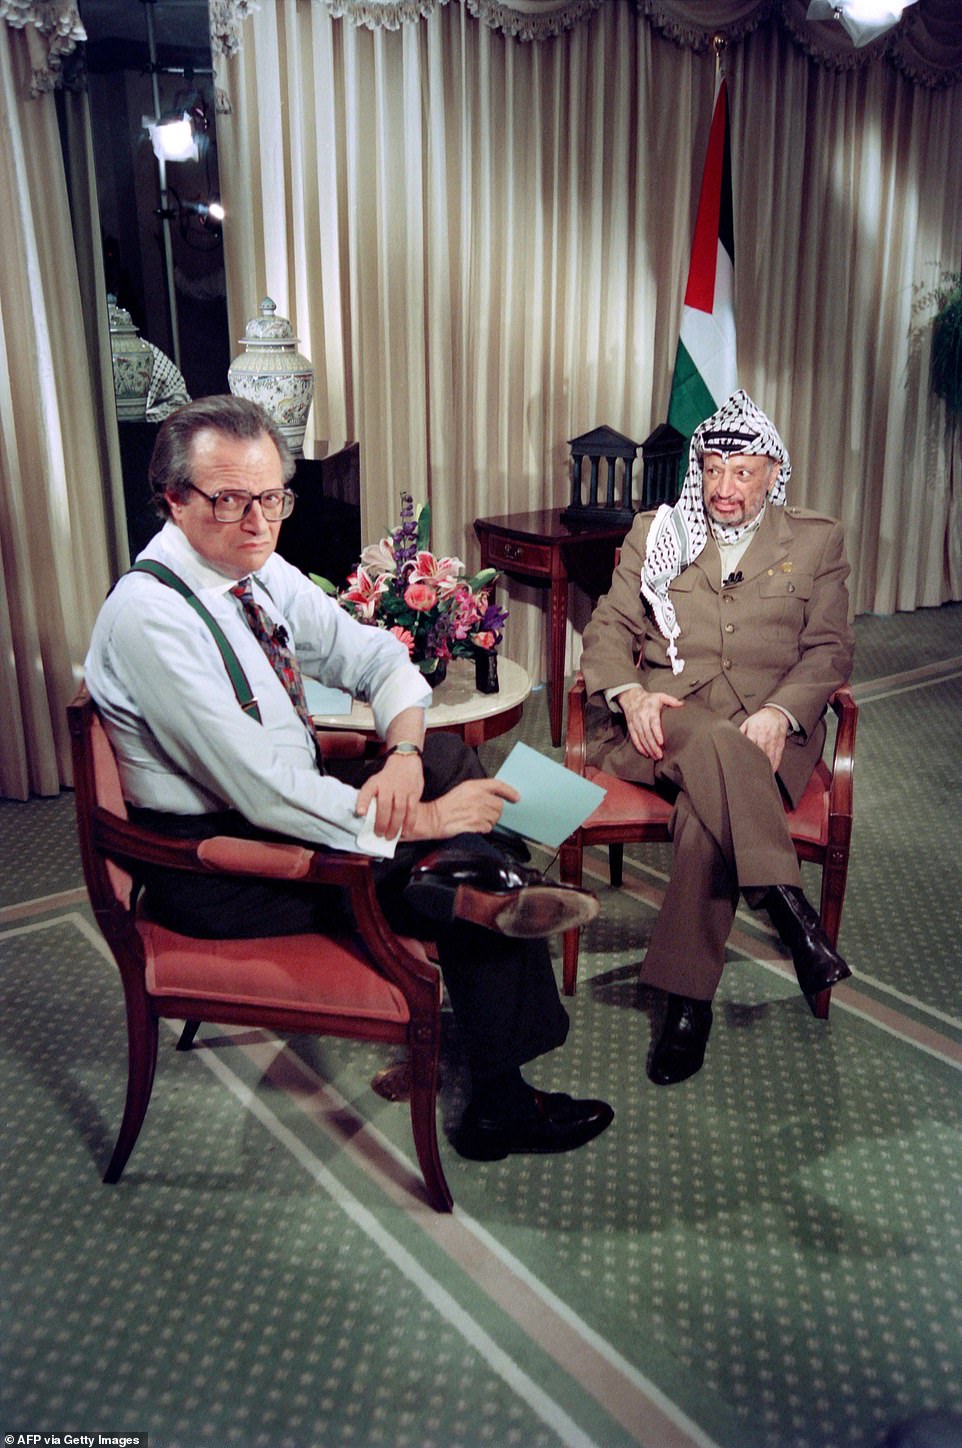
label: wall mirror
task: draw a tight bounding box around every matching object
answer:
[78,0,230,554]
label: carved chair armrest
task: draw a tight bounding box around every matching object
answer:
[93,809,370,884]
[92,808,439,992]
[92,809,214,874]
[825,686,857,827]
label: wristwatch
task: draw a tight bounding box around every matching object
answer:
[385,741,423,758]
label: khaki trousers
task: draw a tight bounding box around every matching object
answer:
[638,679,803,1000]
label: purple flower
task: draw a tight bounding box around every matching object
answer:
[480,602,508,640]
[392,492,420,569]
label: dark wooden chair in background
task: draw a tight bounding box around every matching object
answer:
[277,441,362,588]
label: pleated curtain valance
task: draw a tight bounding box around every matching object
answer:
[0,0,84,94]
[207,0,962,88]
[4,0,959,92]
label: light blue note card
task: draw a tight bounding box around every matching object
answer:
[494,741,606,848]
[304,677,353,716]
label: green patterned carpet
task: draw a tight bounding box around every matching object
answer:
[2,603,961,1448]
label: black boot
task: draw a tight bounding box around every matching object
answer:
[762,885,851,1006]
[648,994,713,1085]
[405,846,599,938]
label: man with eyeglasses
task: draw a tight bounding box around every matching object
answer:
[84,395,612,1163]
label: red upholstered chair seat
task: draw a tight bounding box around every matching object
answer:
[142,918,416,1022]
[581,767,674,828]
[580,756,831,843]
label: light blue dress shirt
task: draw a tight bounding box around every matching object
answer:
[84,521,431,856]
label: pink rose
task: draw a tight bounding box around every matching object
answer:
[472,631,496,650]
[404,582,438,612]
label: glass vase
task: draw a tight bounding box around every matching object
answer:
[473,647,499,694]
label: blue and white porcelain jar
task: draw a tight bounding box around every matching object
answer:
[227,297,314,457]
[107,296,152,422]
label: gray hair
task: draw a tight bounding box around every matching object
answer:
[148,395,295,517]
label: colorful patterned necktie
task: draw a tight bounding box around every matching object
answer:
[230,578,315,740]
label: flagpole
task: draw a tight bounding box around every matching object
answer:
[712,32,727,87]
[665,33,738,473]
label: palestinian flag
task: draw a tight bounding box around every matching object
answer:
[667,75,737,453]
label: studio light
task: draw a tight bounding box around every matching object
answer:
[806,0,918,48]
[147,112,198,163]
[145,92,209,164]
[177,198,225,225]
[154,189,226,237]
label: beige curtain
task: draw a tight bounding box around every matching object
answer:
[217,0,962,682]
[0,22,121,799]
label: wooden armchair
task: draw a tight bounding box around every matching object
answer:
[559,675,858,1016]
[68,686,452,1212]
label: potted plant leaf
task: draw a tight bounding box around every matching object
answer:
[931,272,962,418]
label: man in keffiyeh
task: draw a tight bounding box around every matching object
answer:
[580,390,854,1085]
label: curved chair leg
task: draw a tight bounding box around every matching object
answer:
[559,837,584,996]
[104,998,159,1184]
[408,1031,452,1213]
[176,1019,202,1051]
[808,847,850,1021]
[561,930,580,997]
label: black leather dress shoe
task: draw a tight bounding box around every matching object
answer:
[452,1089,614,1161]
[648,994,713,1085]
[405,847,599,938]
[762,885,852,1007]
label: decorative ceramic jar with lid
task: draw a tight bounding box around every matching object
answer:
[227,297,314,456]
[107,296,152,422]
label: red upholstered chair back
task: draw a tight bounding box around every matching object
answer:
[88,708,136,909]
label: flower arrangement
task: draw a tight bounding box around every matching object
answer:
[313,493,508,680]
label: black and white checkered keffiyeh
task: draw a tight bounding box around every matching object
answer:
[146,344,191,422]
[640,390,791,674]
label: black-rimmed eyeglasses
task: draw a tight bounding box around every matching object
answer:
[185,482,296,523]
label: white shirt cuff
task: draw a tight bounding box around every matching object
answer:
[766,702,802,735]
[605,682,643,712]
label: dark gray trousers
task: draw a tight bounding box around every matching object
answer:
[130,732,569,1082]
